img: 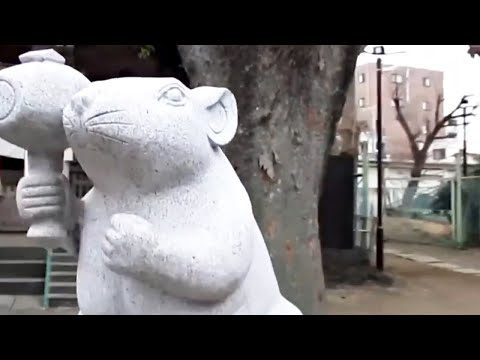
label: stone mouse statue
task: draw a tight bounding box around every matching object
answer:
[18,76,302,315]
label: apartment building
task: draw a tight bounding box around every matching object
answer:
[354,63,456,161]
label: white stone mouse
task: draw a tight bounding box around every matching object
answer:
[18,77,302,315]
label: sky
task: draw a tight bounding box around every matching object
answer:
[357,45,480,153]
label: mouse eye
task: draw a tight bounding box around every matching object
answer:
[158,85,187,106]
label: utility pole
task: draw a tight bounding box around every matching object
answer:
[463,106,468,176]
[375,56,384,271]
[363,46,405,272]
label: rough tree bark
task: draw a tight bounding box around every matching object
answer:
[178,45,364,314]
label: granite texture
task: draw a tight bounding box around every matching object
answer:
[12,52,301,315]
[0,49,90,250]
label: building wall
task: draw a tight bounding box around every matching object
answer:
[335,81,358,155]
[355,64,448,161]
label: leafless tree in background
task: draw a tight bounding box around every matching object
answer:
[392,84,477,206]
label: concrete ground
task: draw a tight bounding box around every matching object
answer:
[9,254,480,315]
[0,296,77,315]
[3,238,480,315]
[326,254,480,315]
[387,242,480,270]
[4,255,480,315]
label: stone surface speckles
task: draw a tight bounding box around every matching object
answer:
[11,52,301,315]
[0,49,90,249]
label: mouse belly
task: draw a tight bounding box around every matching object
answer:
[75,193,291,315]
[118,278,251,315]
[76,223,123,315]
[76,214,246,315]
[76,231,288,315]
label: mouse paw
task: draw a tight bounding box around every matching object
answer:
[101,213,155,275]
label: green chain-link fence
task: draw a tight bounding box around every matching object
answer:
[382,176,456,247]
[355,174,480,249]
[356,151,480,250]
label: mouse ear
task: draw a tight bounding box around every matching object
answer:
[192,86,238,147]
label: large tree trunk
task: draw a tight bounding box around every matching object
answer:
[178,45,363,314]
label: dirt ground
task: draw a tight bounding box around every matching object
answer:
[326,255,480,315]
[384,216,452,246]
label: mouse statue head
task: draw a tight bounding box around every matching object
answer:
[63,77,238,193]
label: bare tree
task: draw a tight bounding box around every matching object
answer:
[392,85,477,207]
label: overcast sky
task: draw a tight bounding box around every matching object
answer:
[357,45,480,153]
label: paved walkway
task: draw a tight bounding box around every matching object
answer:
[386,242,480,275]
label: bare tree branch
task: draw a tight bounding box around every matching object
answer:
[426,96,477,148]
[392,86,478,163]
[434,94,444,124]
[412,129,423,140]
[392,81,477,207]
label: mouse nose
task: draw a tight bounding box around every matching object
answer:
[72,91,95,115]
[63,89,97,130]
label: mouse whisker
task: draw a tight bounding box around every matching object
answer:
[87,129,129,145]
[88,121,134,127]
[85,110,126,126]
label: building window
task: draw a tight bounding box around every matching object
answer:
[358,73,365,83]
[423,77,431,87]
[358,98,366,108]
[391,73,403,84]
[422,101,431,111]
[433,148,446,160]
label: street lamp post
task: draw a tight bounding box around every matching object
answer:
[463,106,468,176]
[363,46,405,272]
[459,98,471,177]
[375,54,384,271]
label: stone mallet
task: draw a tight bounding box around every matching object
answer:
[0,49,90,250]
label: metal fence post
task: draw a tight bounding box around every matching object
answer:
[455,153,465,248]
